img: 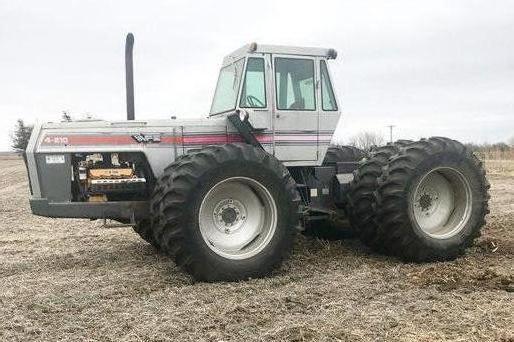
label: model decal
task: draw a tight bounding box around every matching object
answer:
[132,133,162,143]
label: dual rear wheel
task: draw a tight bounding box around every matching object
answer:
[347,137,489,261]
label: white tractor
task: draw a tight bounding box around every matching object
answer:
[24,34,489,281]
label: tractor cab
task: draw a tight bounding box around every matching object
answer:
[210,43,341,164]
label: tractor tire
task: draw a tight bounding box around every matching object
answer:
[375,137,490,261]
[149,143,300,282]
[132,153,192,249]
[347,140,413,248]
[133,220,160,250]
[323,145,365,165]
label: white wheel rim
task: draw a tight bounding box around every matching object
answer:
[198,177,277,260]
[411,167,473,239]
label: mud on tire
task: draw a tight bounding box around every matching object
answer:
[149,143,300,282]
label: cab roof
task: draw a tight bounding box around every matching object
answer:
[222,43,338,65]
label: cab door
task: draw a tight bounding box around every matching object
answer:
[237,54,274,155]
[271,55,319,162]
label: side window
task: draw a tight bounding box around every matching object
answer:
[275,58,315,111]
[240,58,266,108]
[210,58,245,114]
[320,60,337,111]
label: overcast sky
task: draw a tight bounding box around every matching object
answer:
[1,0,513,150]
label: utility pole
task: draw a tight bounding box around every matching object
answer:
[387,125,395,143]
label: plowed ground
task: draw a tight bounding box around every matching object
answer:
[0,158,512,341]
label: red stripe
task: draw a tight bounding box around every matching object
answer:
[183,134,239,145]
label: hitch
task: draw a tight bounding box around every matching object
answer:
[100,212,136,229]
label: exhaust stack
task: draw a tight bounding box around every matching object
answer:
[125,33,135,120]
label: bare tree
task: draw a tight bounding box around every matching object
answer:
[10,119,33,151]
[348,131,385,151]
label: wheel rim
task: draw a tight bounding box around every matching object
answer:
[411,167,473,239]
[198,177,277,260]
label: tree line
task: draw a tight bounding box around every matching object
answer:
[344,131,514,158]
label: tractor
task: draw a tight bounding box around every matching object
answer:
[24,34,489,281]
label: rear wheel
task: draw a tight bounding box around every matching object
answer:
[376,137,490,261]
[347,140,413,248]
[323,145,365,166]
[149,143,300,281]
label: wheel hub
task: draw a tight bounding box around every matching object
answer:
[417,189,439,215]
[198,177,278,260]
[411,167,472,239]
[213,198,247,233]
[418,193,433,211]
[221,207,237,224]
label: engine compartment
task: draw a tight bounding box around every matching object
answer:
[71,152,154,202]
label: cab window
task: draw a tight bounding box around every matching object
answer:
[274,58,315,111]
[320,60,337,111]
[210,58,245,114]
[239,58,266,108]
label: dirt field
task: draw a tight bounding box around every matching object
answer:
[0,157,512,341]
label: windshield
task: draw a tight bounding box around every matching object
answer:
[210,58,244,114]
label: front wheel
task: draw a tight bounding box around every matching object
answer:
[133,219,160,250]
[198,176,278,260]
[150,144,300,281]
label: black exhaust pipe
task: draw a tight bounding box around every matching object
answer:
[125,33,135,120]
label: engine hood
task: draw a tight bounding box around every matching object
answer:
[34,116,230,151]
[39,116,226,131]
[27,116,239,181]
